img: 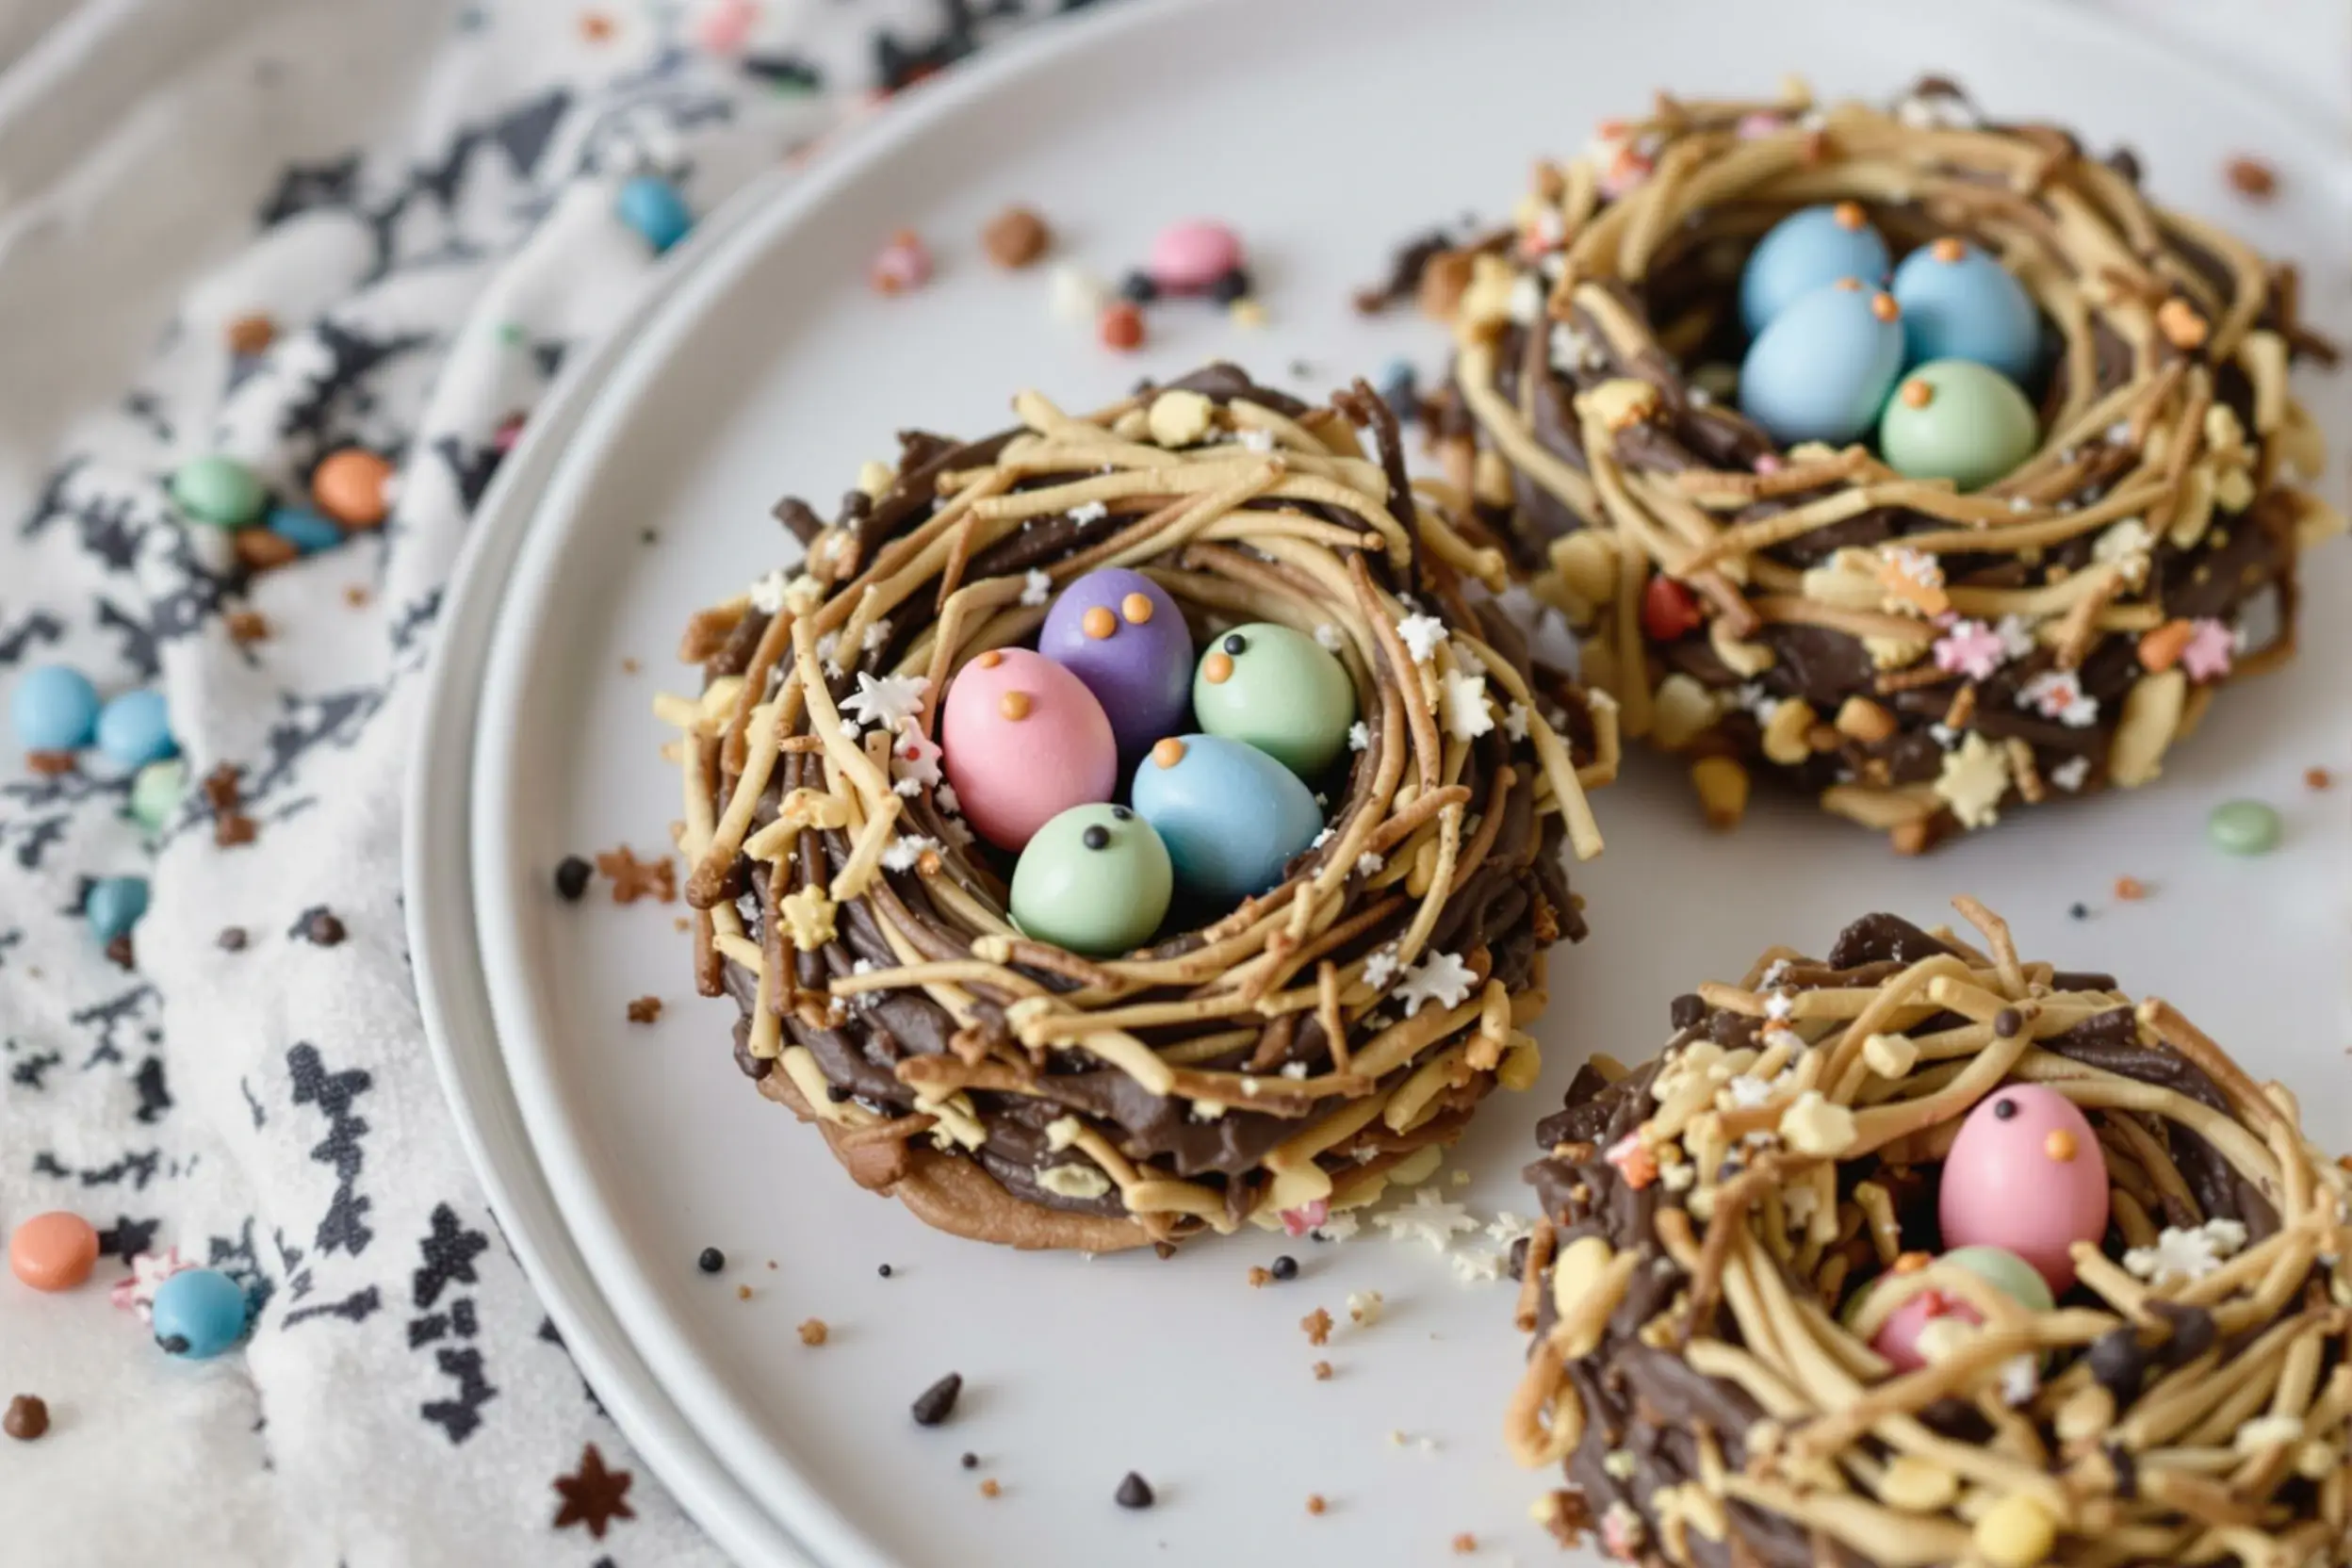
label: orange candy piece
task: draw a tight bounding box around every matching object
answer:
[9,1211,99,1291]
[311,448,394,528]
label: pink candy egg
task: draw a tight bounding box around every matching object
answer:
[1870,1285,1983,1374]
[1938,1084,2108,1290]
[940,648,1117,851]
[1148,220,1243,294]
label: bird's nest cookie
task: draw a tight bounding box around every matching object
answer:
[1418,76,2342,851]
[660,364,1613,1251]
[1509,900,2350,1568]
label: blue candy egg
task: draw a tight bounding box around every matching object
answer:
[1890,237,2040,382]
[266,504,345,555]
[1739,281,1905,447]
[151,1267,248,1359]
[94,689,175,770]
[11,664,100,753]
[87,876,150,943]
[1131,734,1323,906]
[617,175,692,253]
[1739,204,1891,335]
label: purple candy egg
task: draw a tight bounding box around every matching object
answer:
[1037,567,1192,756]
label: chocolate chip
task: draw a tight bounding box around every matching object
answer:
[2086,1327,2148,1396]
[876,1264,893,1279]
[910,1372,962,1427]
[555,856,594,901]
[1668,992,1707,1030]
[1992,1007,2022,1038]
[2151,1300,2215,1364]
[1082,825,1110,851]
[1992,1097,2017,1119]
[959,1452,978,1469]
[1118,270,1157,304]
[1269,1255,1298,1282]
[2069,902,2089,921]
[217,926,248,952]
[156,1334,190,1355]
[4,1395,47,1441]
[1209,268,1251,304]
[696,1247,725,1274]
[1115,1472,1154,1510]
[294,907,346,946]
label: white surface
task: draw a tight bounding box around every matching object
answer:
[412,2,2352,1564]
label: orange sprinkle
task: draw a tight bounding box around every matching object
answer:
[2305,767,2331,791]
[1833,276,1863,292]
[2115,875,2148,902]
[1900,379,1933,409]
[1152,737,1186,768]
[1301,1307,1332,1347]
[2138,619,2195,672]
[1931,236,1968,263]
[1452,1533,1478,1555]
[998,692,1032,721]
[580,10,614,41]
[1870,291,1901,323]
[1603,1134,1658,1190]
[1892,1251,1932,1275]
[1082,606,1117,640]
[1201,650,1233,684]
[225,313,276,354]
[796,1318,828,1347]
[1248,1266,1271,1289]
[973,649,1004,669]
[2045,1129,2078,1162]
[978,1479,1001,1499]
[1306,1494,1328,1516]
[1312,1361,1332,1381]
[1833,201,1866,230]
[2156,298,2208,351]
[1120,592,1154,625]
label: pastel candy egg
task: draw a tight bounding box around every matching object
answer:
[1880,359,2039,491]
[151,1267,248,1359]
[940,648,1116,852]
[11,664,100,753]
[1739,203,1892,335]
[1132,734,1322,906]
[1940,1246,2057,1316]
[1738,281,1905,447]
[170,454,267,529]
[1890,237,2040,382]
[1008,804,1172,956]
[87,876,150,943]
[1148,220,1244,294]
[1192,623,1355,779]
[266,504,345,555]
[1869,1284,1983,1374]
[9,1210,100,1292]
[94,689,175,770]
[1939,1084,2109,1290]
[130,760,188,832]
[1037,568,1192,756]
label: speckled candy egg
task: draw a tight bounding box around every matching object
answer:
[1037,568,1192,756]
[1739,203,1892,335]
[940,648,1117,852]
[1867,1245,2055,1372]
[1131,734,1323,906]
[1009,804,1172,956]
[1890,237,2040,382]
[1939,1084,2109,1290]
[1192,622,1355,779]
[1879,359,2039,491]
[1738,281,1905,447]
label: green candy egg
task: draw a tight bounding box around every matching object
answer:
[130,758,188,832]
[1008,803,1172,957]
[170,454,268,529]
[1938,1246,2056,1315]
[1192,622,1356,778]
[1878,358,2038,491]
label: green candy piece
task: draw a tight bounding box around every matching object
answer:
[171,454,267,528]
[129,758,188,832]
[1191,621,1356,779]
[1939,1246,2056,1315]
[1878,358,2038,492]
[1008,804,1171,957]
[2208,798,2281,857]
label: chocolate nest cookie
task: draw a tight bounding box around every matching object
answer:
[661,364,1613,1251]
[1411,76,2342,851]
[1508,901,2351,1568]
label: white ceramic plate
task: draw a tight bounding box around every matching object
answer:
[408,1,2352,1563]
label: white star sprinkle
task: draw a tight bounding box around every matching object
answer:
[890,722,942,791]
[1440,666,1493,742]
[1347,720,1371,752]
[1502,702,1531,743]
[1069,500,1109,525]
[840,671,928,731]
[1999,1354,2040,1407]
[859,618,892,653]
[1372,1188,1478,1253]
[1361,944,1400,990]
[2049,755,2091,792]
[1485,1212,1534,1249]
[1395,950,1476,1017]
[748,569,791,612]
[2018,669,2099,728]
[881,834,939,874]
[1314,623,1345,652]
[1396,613,1446,663]
[1019,569,1052,607]
[1450,1249,1505,1285]
[1237,427,1277,453]
[1311,1213,1359,1243]
[2124,1218,2247,1285]
[1354,851,1385,877]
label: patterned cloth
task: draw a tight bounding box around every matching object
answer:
[0,2,1083,1560]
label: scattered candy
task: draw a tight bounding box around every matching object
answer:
[1640,575,1705,642]
[1191,622,1356,779]
[310,448,394,528]
[1738,203,1890,335]
[150,1267,248,1359]
[266,504,345,555]
[129,759,187,831]
[9,1212,99,1291]
[1047,265,1107,324]
[616,174,693,253]
[1117,270,1158,304]
[1008,804,1171,956]
[1867,1286,1978,1374]
[1036,567,1192,756]
[1738,281,1903,446]
[224,314,276,355]
[1878,359,2037,490]
[981,205,1050,269]
[1148,219,1244,296]
[235,530,300,571]
[93,689,174,770]
[1098,302,1145,351]
[1938,1084,2108,1290]
[2207,799,2281,856]
[1131,734,1322,905]
[869,229,932,294]
[939,648,1117,851]
[86,876,150,943]
[3,1394,46,1441]
[2224,155,2278,201]
[1889,237,2040,382]
[169,454,267,529]
[11,664,100,754]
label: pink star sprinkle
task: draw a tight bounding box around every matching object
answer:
[2180,618,2234,682]
[111,1248,191,1320]
[1280,1200,1330,1237]
[1753,453,1783,476]
[1603,1135,1658,1190]
[1934,618,2008,681]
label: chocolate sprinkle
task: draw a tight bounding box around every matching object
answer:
[1114,1472,1154,1510]
[554,856,594,901]
[1269,1254,1298,1282]
[696,1247,725,1274]
[910,1372,962,1427]
[3,1395,47,1441]
[217,926,247,952]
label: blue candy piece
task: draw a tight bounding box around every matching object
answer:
[1738,281,1905,447]
[86,876,150,943]
[1130,734,1323,906]
[1890,238,2040,382]
[94,689,175,770]
[151,1267,248,1360]
[266,504,345,555]
[617,175,693,253]
[11,664,100,753]
[1739,204,1892,335]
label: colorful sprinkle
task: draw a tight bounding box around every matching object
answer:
[869,229,932,295]
[2180,618,2234,681]
[1932,618,2007,681]
[2207,799,2281,857]
[1640,575,1704,642]
[1098,302,1145,351]
[616,174,693,253]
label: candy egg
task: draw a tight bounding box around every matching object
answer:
[1939,1084,2109,1290]
[1008,804,1172,956]
[940,648,1116,852]
[1739,203,1892,335]
[1890,237,2040,382]
[94,689,175,770]
[1037,567,1192,756]
[1148,220,1245,296]
[1131,734,1322,905]
[1738,281,1905,447]
[1869,1284,1982,1374]
[9,1211,99,1292]
[11,664,100,753]
[151,1267,248,1359]
[86,876,150,943]
[1192,623,1356,779]
[1879,359,2040,490]
[1940,1246,2058,1316]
